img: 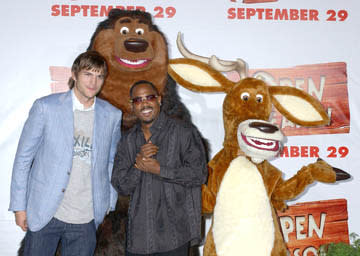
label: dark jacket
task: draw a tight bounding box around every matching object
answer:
[111,111,208,254]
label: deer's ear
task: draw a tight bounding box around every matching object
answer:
[269,86,330,127]
[168,58,234,93]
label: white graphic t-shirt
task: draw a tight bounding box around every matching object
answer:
[55,93,95,224]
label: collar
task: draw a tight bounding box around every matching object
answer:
[149,110,166,133]
[71,89,96,111]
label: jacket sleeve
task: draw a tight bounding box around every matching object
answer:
[108,110,122,211]
[111,134,142,196]
[159,126,208,187]
[9,99,45,211]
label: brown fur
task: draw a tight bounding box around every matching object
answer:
[89,9,168,128]
[169,58,348,256]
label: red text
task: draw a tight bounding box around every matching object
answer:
[280,146,319,158]
[228,8,319,21]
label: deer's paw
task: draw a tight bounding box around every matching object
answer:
[333,167,351,181]
[313,158,351,183]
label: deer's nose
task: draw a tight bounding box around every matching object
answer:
[249,121,279,133]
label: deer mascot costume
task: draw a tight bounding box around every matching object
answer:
[168,34,350,256]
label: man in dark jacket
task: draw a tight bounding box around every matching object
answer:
[111,80,208,256]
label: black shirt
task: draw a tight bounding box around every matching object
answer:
[111,111,208,254]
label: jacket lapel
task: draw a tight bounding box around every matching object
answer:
[57,91,74,154]
[92,99,108,169]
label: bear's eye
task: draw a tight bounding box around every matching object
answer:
[120,27,129,34]
[241,92,250,101]
[256,94,263,103]
[135,28,144,35]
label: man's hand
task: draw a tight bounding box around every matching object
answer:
[15,211,28,231]
[140,141,158,158]
[135,154,161,175]
[135,141,160,174]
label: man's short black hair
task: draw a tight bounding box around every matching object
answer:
[130,80,159,98]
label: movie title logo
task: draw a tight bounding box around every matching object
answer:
[277,199,349,256]
[246,62,350,136]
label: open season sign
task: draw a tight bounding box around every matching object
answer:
[277,199,349,256]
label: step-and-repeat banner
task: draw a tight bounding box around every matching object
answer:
[1,0,359,255]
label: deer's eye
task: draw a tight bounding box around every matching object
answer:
[256,94,263,103]
[241,92,250,101]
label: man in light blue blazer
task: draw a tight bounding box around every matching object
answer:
[9,51,122,256]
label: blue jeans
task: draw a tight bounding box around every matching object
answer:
[24,218,96,256]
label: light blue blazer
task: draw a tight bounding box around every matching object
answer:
[9,91,122,231]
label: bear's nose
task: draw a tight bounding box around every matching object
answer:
[124,39,149,53]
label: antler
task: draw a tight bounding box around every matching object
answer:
[176,32,249,79]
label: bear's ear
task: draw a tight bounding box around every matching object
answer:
[269,86,330,127]
[168,58,235,93]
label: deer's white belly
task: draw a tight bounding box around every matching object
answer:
[213,156,274,256]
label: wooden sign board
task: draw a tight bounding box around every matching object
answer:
[49,66,71,93]
[277,199,349,256]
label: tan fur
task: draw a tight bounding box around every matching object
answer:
[213,157,274,255]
